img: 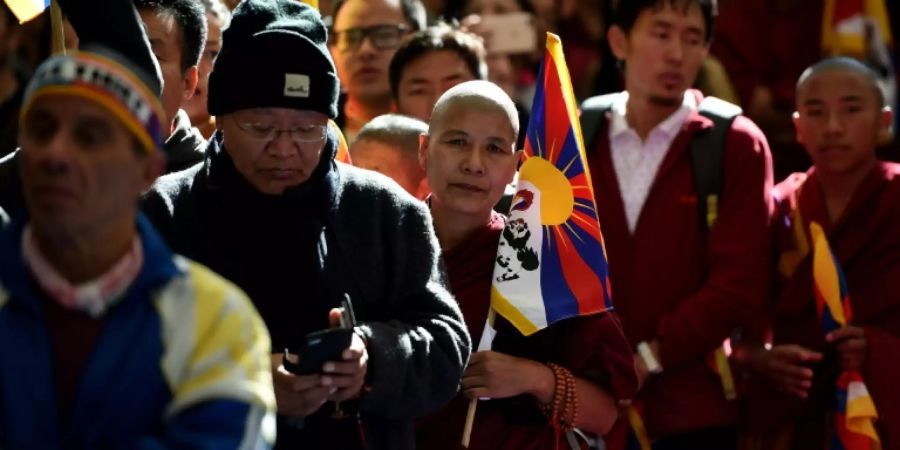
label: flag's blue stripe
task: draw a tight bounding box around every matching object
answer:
[573,201,598,220]
[835,386,847,413]
[540,232,580,324]
[556,128,584,179]
[832,249,850,301]
[560,216,611,300]
[821,307,841,334]
[527,62,547,157]
[830,433,847,450]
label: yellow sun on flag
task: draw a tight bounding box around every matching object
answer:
[517,157,574,226]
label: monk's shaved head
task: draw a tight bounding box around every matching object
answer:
[797,57,887,108]
[429,80,519,139]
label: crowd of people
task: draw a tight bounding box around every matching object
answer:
[0,0,897,449]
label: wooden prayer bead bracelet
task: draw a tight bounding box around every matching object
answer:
[538,362,579,432]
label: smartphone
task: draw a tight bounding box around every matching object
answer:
[283,294,358,375]
[480,12,537,55]
[284,327,354,375]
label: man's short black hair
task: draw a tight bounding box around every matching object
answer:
[389,23,486,100]
[134,0,208,72]
[612,0,717,43]
[332,0,427,32]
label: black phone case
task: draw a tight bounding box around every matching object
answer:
[284,328,354,375]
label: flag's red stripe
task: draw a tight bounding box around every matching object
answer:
[555,228,607,314]
[542,52,572,167]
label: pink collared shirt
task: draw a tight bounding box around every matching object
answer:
[22,226,143,317]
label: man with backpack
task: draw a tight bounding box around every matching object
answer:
[579,0,774,448]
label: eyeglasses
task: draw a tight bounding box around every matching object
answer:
[331,24,410,51]
[231,115,327,144]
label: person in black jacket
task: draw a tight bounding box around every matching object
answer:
[141,1,470,449]
[134,0,210,173]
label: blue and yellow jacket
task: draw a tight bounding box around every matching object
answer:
[0,215,276,449]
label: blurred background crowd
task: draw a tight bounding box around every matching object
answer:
[1,0,898,183]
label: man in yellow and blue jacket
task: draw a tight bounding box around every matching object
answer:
[0,0,274,447]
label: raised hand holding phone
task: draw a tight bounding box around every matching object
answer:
[277,294,367,418]
[271,353,331,418]
[324,300,367,418]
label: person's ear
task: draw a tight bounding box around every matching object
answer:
[504,150,522,185]
[415,176,431,200]
[418,132,429,170]
[792,111,805,145]
[607,25,628,61]
[515,148,526,171]
[183,66,199,101]
[878,106,894,145]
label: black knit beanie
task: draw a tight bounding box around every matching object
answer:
[208,0,340,118]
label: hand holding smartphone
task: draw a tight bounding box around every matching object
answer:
[283,328,354,375]
[283,294,358,376]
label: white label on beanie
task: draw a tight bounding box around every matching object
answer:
[284,74,311,98]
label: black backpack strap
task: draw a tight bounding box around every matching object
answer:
[579,93,619,154]
[689,96,742,230]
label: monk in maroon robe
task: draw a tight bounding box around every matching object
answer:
[414,80,637,450]
[738,57,900,450]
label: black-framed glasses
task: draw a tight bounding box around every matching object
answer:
[331,24,410,51]
[230,115,327,144]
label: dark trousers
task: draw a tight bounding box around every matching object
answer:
[653,426,737,450]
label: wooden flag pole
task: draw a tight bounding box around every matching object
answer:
[461,397,477,447]
[461,309,496,447]
[49,0,66,55]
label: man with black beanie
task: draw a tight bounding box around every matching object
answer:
[142,1,471,449]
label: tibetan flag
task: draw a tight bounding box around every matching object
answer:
[822,0,896,127]
[822,0,893,57]
[4,0,49,23]
[835,372,882,450]
[490,33,612,337]
[330,120,353,165]
[810,222,881,450]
